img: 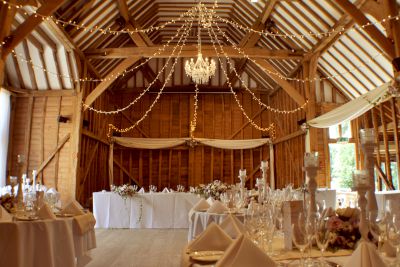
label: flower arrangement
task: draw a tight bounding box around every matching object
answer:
[190,180,230,200]
[325,207,361,251]
[176,185,185,192]
[0,193,14,213]
[111,184,138,199]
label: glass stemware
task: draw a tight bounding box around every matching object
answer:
[369,211,387,254]
[387,213,400,263]
[292,221,309,267]
[315,211,330,266]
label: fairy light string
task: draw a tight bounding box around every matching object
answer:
[2,0,399,39]
[189,83,199,138]
[107,12,194,138]
[206,24,276,138]
[84,17,193,114]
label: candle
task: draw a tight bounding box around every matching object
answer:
[261,161,268,169]
[239,169,246,176]
[32,170,37,192]
[352,170,369,187]
[359,129,375,144]
[304,152,318,167]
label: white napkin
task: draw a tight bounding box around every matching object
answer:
[162,187,169,193]
[189,198,211,221]
[62,200,85,216]
[47,187,58,194]
[207,200,228,214]
[206,197,214,205]
[38,203,56,220]
[219,214,245,239]
[138,187,145,193]
[188,222,232,252]
[344,241,387,267]
[216,234,277,267]
[0,205,12,222]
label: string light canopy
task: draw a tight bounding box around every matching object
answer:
[184,2,216,84]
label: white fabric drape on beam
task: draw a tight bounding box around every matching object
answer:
[0,89,11,187]
[112,137,187,149]
[308,82,391,128]
[111,137,270,150]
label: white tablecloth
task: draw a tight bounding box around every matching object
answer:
[93,192,200,228]
[188,211,245,241]
[0,217,96,267]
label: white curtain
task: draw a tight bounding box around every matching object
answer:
[0,89,11,187]
[308,82,391,128]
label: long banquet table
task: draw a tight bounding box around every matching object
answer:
[93,191,200,228]
[0,217,96,267]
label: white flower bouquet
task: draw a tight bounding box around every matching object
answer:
[111,184,138,199]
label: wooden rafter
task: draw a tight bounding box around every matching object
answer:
[2,0,66,58]
[83,56,141,110]
[335,0,395,59]
[85,46,305,59]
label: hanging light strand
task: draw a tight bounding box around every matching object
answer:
[209,20,309,114]
[213,12,400,39]
[11,18,191,83]
[2,0,398,39]
[3,0,195,36]
[107,13,194,138]
[206,7,387,84]
[206,25,276,138]
[84,17,193,114]
[189,83,200,138]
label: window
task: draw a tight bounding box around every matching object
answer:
[0,89,11,187]
[328,121,356,189]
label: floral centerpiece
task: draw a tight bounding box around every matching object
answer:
[111,184,138,199]
[190,180,231,200]
[325,207,361,251]
[0,193,14,213]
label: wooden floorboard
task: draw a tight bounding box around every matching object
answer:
[87,229,188,267]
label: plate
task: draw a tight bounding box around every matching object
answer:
[189,250,224,263]
[15,215,39,221]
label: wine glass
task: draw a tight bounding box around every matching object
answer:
[292,221,309,267]
[316,211,331,266]
[386,213,400,264]
[369,211,387,254]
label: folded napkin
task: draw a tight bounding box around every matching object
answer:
[74,213,96,235]
[62,200,85,216]
[38,203,56,220]
[216,235,277,267]
[344,241,387,267]
[162,187,169,193]
[138,187,145,193]
[207,200,228,214]
[219,214,245,239]
[47,187,58,194]
[0,205,12,222]
[188,222,232,252]
[189,198,211,221]
[206,197,214,205]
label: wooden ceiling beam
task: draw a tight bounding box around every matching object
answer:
[83,56,141,110]
[2,0,67,58]
[335,0,395,59]
[255,58,306,106]
[85,46,305,59]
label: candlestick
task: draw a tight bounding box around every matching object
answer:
[261,161,268,169]
[304,152,319,219]
[304,152,318,168]
[239,169,246,176]
[32,170,37,192]
[352,170,371,241]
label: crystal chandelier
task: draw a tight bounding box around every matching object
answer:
[185,3,216,84]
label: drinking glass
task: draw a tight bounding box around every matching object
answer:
[292,222,309,267]
[369,211,387,253]
[45,193,57,211]
[386,213,400,263]
[316,212,330,266]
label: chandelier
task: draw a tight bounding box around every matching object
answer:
[185,3,216,84]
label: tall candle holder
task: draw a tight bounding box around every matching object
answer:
[16,155,25,212]
[352,170,371,241]
[359,129,378,220]
[304,152,319,218]
[238,169,247,202]
[256,177,265,204]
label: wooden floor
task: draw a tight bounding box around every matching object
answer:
[86,229,188,267]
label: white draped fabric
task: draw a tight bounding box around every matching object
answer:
[308,82,391,128]
[112,137,270,150]
[0,89,11,187]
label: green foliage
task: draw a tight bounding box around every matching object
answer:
[329,144,356,188]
